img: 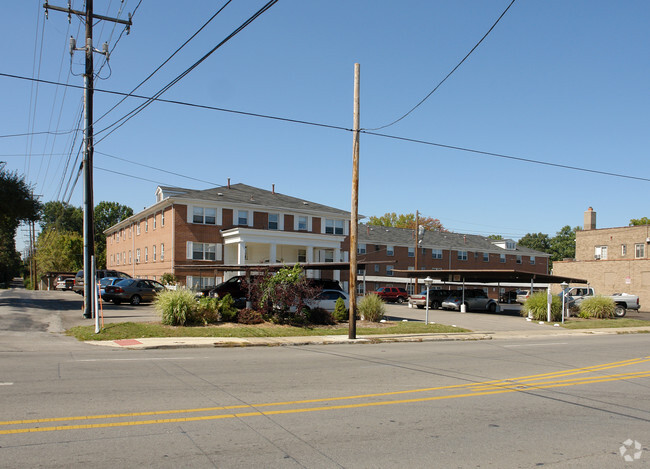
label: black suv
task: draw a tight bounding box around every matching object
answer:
[73,269,131,295]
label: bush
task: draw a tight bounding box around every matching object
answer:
[196,297,220,324]
[238,308,264,324]
[578,295,615,319]
[521,292,562,322]
[219,294,239,322]
[155,289,197,326]
[358,294,386,322]
[333,297,348,322]
[307,307,335,325]
[160,273,178,286]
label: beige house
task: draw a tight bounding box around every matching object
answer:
[553,208,649,308]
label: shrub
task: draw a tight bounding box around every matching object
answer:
[578,295,615,319]
[237,308,264,324]
[155,289,197,326]
[358,294,386,322]
[333,297,348,322]
[307,307,335,325]
[521,292,562,322]
[219,294,239,322]
[196,297,220,324]
[161,273,178,286]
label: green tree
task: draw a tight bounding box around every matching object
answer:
[39,201,83,234]
[629,217,650,226]
[549,225,579,261]
[0,166,41,284]
[368,212,446,231]
[517,232,551,252]
[35,230,83,276]
[94,201,133,269]
[487,234,503,240]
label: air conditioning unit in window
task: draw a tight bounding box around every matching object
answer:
[594,255,601,260]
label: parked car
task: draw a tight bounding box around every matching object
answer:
[499,290,518,304]
[515,290,530,304]
[73,269,131,295]
[304,289,349,312]
[374,287,409,304]
[408,289,452,309]
[441,289,498,312]
[99,277,122,297]
[55,275,75,291]
[560,286,640,317]
[102,278,165,305]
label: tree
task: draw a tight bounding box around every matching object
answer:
[39,201,83,234]
[487,234,503,240]
[629,217,650,226]
[549,225,579,261]
[0,166,41,284]
[367,212,446,231]
[94,201,133,269]
[517,232,551,253]
[35,230,83,276]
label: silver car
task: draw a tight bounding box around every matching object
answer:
[441,289,498,312]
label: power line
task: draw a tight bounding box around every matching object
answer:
[94,0,278,144]
[366,0,517,131]
[0,129,80,138]
[94,0,231,126]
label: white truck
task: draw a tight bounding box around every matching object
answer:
[561,286,640,317]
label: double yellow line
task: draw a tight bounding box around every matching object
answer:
[2,357,648,435]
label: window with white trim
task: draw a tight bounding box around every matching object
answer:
[516,255,522,264]
[635,243,645,258]
[145,220,148,232]
[298,216,308,231]
[386,265,394,276]
[116,231,120,242]
[594,246,608,260]
[325,219,344,235]
[298,249,306,263]
[190,242,217,261]
[621,244,627,257]
[268,213,279,230]
[145,247,148,263]
[323,250,334,262]
[458,251,468,261]
[408,247,415,257]
[483,252,489,262]
[161,211,165,227]
[530,256,535,265]
[500,254,506,263]
[374,264,380,273]
[153,245,156,262]
[153,215,157,230]
[237,210,248,225]
[116,252,120,265]
[137,223,140,235]
[358,243,366,254]
[129,250,132,264]
[136,248,141,263]
[160,244,164,261]
[431,248,442,259]
[387,245,394,256]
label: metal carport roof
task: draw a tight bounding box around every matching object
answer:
[393,269,587,285]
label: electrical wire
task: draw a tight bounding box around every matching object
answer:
[366,0,517,131]
[94,0,278,144]
[94,0,231,125]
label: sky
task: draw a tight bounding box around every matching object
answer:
[3,0,649,254]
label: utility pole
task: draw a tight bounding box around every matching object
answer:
[31,220,38,290]
[44,1,131,319]
[349,63,360,340]
[414,210,419,292]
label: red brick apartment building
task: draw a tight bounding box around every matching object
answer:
[105,183,550,293]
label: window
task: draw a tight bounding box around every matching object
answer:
[193,207,204,223]
[128,250,132,264]
[506,241,516,250]
[160,244,164,261]
[116,231,120,242]
[358,243,366,254]
[530,256,535,265]
[458,251,468,261]
[594,246,608,260]
[136,248,141,263]
[145,220,148,232]
[408,247,415,257]
[205,208,216,225]
[145,247,148,262]
[137,223,141,235]
[386,265,394,276]
[621,244,627,257]
[161,211,165,227]
[483,252,489,262]
[153,215,157,230]
[298,216,308,231]
[356,283,365,295]
[116,252,120,265]
[500,254,506,263]
[298,249,306,262]
[324,250,334,262]
[387,245,394,256]
[268,213,279,230]
[431,249,442,259]
[357,268,365,275]
[238,210,248,225]
[516,255,522,264]
[635,244,645,258]
[153,245,156,262]
[374,264,380,273]
[325,219,344,235]
[192,243,217,261]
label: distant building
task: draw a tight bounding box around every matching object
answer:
[553,207,650,307]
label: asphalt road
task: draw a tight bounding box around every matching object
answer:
[0,285,649,467]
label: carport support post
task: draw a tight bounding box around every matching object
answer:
[547,286,552,323]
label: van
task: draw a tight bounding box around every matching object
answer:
[73,269,131,295]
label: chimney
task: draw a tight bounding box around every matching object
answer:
[272,184,275,194]
[584,207,596,230]
[227,178,230,189]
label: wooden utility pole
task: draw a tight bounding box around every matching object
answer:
[414,210,419,292]
[349,63,360,340]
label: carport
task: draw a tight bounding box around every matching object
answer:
[395,268,588,314]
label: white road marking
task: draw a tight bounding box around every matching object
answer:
[75,357,210,362]
[0,382,14,386]
[503,343,568,348]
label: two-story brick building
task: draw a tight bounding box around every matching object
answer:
[105,182,551,295]
[553,208,650,307]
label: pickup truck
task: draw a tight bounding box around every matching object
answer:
[561,287,640,317]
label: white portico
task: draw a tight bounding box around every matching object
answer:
[221,227,347,281]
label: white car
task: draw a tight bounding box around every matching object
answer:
[305,289,349,312]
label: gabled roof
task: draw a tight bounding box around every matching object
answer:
[357,224,550,257]
[157,183,351,217]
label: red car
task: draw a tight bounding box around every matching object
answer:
[374,287,409,303]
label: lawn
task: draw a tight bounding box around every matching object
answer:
[561,318,650,329]
[67,321,471,341]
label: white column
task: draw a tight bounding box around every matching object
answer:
[306,246,314,278]
[237,242,246,275]
[333,247,341,282]
[269,243,277,264]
